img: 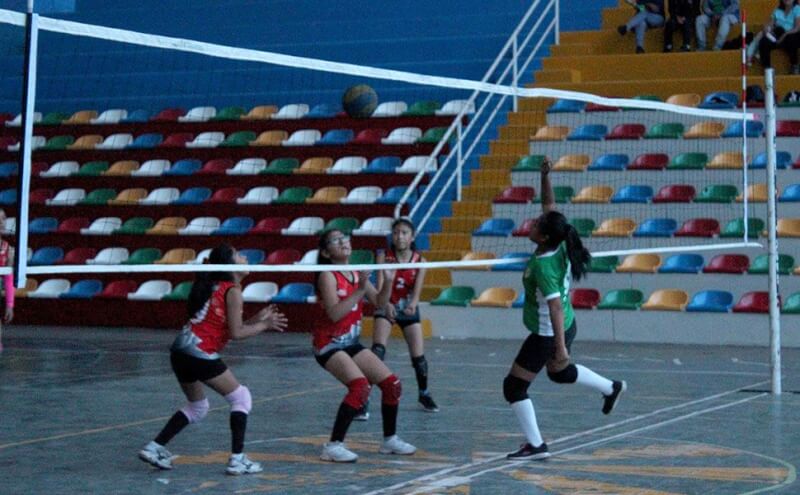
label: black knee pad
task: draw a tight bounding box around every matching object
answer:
[371,343,386,361]
[503,375,530,403]
[547,364,578,384]
[411,355,428,376]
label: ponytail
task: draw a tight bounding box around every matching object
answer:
[564,224,591,281]
[187,244,236,318]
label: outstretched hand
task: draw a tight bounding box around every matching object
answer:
[258,305,288,332]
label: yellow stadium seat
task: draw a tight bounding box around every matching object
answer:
[305,186,347,204]
[14,278,38,298]
[67,134,104,150]
[63,110,98,125]
[250,130,287,146]
[708,152,745,169]
[104,160,140,176]
[294,157,333,174]
[641,289,690,311]
[777,218,800,237]
[736,183,767,202]
[531,125,569,141]
[553,154,591,172]
[683,121,725,139]
[571,185,613,203]
[666,93,701,107]
[593,218,636,237]
[155,248,196,265]
[241,105,278,120]
[615,254,662,273]
[108,188,148,205]
[146,217,187,235]
[471,287,518,308]
[459,251,496,270]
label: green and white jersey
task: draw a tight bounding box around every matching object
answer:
[522,241,575,336]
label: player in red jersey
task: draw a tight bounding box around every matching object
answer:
[0,209,14,353]
[138,244,287,475]
[314,229,416,463]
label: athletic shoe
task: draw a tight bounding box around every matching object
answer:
[506,442,550,460]
[379,435,416,455]
[138,441,174,470]
[418,394,439,413]
[320,441,358,463]
[354,400,369,421]
[617,25,627,36]
[602,380,627,415]
[226,453,263,475]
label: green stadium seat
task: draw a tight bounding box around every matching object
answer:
[645,123,684,139]
[403,101,440,116]
[554,186,575,204]
[73,161,110,177]
[694,184,738,203]
[782,292,800,313]
[122,248,162,265]
[570,217,595,237]
[748,254,794,275]
[78,188,117,206]
[430,286,476,307]
[668,152,708,170]
[163,281,193,301]
[512,155,545,172]
[589,255,618,273]
[261,158,300,175]
[322,217,360,235]
[597,289,644,310]
[41,112,70,125]
[40,135,75,151]
[114,217,154,235]
[210,106,246,121]
[272,186,312,204]
[219,130,257,147]
[417,127,448,144]
[719,217,764,238]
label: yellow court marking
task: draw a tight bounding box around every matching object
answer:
[565,465,791,483]
[510,472,684,495]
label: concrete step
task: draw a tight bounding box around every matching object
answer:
[490,139,529,155]
[430,233,471,251]
[441,216,487,233]
[461,185,505,201]
[452,201,493,217]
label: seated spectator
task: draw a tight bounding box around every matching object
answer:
[617,0,666,54]
[664,0,700,52]
[757,0,800,74]
[695,0,740,51]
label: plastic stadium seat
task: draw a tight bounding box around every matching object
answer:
[273,186,313,204]
[61,248,97,265]
[196,159,233,176]
[151,108,186,122]
[586,100,621,112]
[185,132,225,148]
[633,218,677,237]
[777,218,800,237]
[211,106,246,121]
[589,255,618,273]
[684,121,725,139]
[104,161,140,176]
[512,155,545,172]
[178,217,221,235]
[531,126,569,141]
[86,247,129,265]
[306,104,340,119]
[491,252,529,271]
[242,282,279,303]
[430,286,476,307]
[381,127,421,145]
[628,153,668,170]
[47,188,85,206]
[251,217,289,234]
[436,99,475,115]
[121,109,150,123]
[95,133,133,150]
[140,187,180,205]
[644,122,684,139]
[776,120,800,137]
[373,101,407,117]
[659,254,704,273]
[0,162,17,178]
[403,100,440,116]
[228,158,267,175]
[615,254,661,273]
[241,105,278,120]
[128,280,172,300]
[159,133,194,148]
[67,135,103,150]
[322,217,360,235]
[547,99,585,113]
[297,249,320,265]
[668,153,708,170]
[262,157,300,174]
[79,188,117,206]
[178,106,216,122]
[471,287,517,308]
[270,283,315,303]
[282,129,320,146]
[352,217,393,236]
[611,185,652,203]
[666,93,701,107]
[237,187,279,205]
[317,129,353,145]
[163,159,202,177]
[131,159,170,176]
[0,189,16,206]
[571,288,601,309]
[494,186,535,204]
[251,130,288,146]
[56,217,90,234]
[674,218,720,237]
[72,161,110,177]
[39,135,75,151]
[80,217,122,235]
[295,157,333,174]
[780,184,800,202]
[572,185,613,203]
[273,103,310,120]
[606,124,645,140]
[114,217,154,234]
[351,128,387,145]
[417,127,448,144]
[328,156,367,174]
[589,154,629,171]
[28,279,70,298]
[459,252,497,271]
[736,184,767,203]
[96,280,138,299]
[732,292,769,313]
[564,218,593,237]
[782,292,800,314]
[207,187,245,204]
[156,249,196,265]
[555,186,575,204]
[364,156,401,174]
[238,249,266,265]
[122,248,161,265]
[698,91,738,109]
[64,110,98,124]
[696,184,738,203]
[213,217,254,235]
[90,109,127,124]
[281,217,324,236]
[341,186,382,204]
[641,289,689,311]
[553,154,590,172]
[5,111,41,126]
[652,185,695,203]
[722,120,764,138]
[162,281,194,301]
[146,217,187,235]
[511,218,535,238]
[7,135,43,151]
[349,250,375,265]
[376,186,415,205]
[2,217,14,235]
[473,218,515,236]
[593,218,636,237]
[748,254,794,275]
[60,279,103,299]
[397,156,437,174]
[708,152,744,169]
[306,186,347,204]
[109,188,147,205]
[751,151,791,169]
[703,254,749,274]
[567,124,607,141]
[30,247,64,266]
[597,289,644,310]
[30,189,55,205]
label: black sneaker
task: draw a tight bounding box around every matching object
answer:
[680,44,691,52]
[418,394,439,413]
[602,380,627,415]
[507,442,550,460]
[636,46,645,54]
[617,25,627,36]
[663,44,673,53]
[354,400,369,421]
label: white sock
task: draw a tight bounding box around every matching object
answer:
[575,364,614,395]
[510,399,544,447]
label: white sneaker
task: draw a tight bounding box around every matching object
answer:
[379,435,416,455]
[320,441,358,463]
[138,441,174,470]
[225,453,263,475]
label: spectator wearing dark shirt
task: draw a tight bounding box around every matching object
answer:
[664,0,700,51]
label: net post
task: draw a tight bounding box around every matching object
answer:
[764,68,781,396]
[554,0,560,45]
[741,9,749,240]
[456,120,463,201]
[511,35,519,112]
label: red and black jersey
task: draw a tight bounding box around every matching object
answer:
[385,250,421,305]
[171,281,235,359]
[313,271,363,354]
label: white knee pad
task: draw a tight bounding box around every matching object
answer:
[224,385,252,414]
[180,398,210,424]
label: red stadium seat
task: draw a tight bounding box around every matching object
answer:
[732,291,770,313]
[703,254,750,274]
[585,101,621,112]
[151,108,186,122]
[605,124,646,140]
[652,184,696,203]
[352,128,388,145]
[96,280,139,299]
[61,247,98,265]
[56,217,90,234]
[206,187,245,203]
[571,288,601,309]
[251,217,290,234]
[674,218,720,237]
[32,162,49,176]
[628,153,669,170]
[0,113,12,125]
[30,188,54,204]
[159,133,194,148]
[776,120,800,137]
[512,218,536,237]
[196,158,234,175]
[493,186,535,204]
[0,136,18,149]
[266,249,302,264]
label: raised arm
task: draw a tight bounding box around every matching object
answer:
[540,157,557,214]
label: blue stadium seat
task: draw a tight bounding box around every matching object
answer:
[512,291,525,308]
[0,162,17,178]
[60,279,103,299]
[212,216,254,235]
[121,109,151,123]
[473,218,514,236]
[611,185,653,203]
[750,151,791,169]
[492,252,529,271]
[238,249,265,265]
[0,188,17,206]
[127,133,163,149]
[364,156,401,173]
[305,103,340,118]
[633,218,678,237]
[317,129,354,145]
[171,187,212,205]
[29,217,59,234]
[270,283,315,303]
[722,120,764,138]
[779,184,800,202]
[685,290,734,312]
[30,246,64,266]
[566,124,607,141]
[414,233,430,250]
[376,186,416,205]
[163,159,202,176]
[658,253,704,273]
[698,91,738,109]
[589,154,629,171]
[547,99,586,113]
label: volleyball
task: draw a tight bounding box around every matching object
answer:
[342,84,378,118]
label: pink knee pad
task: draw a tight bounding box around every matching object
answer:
[180,398,210,424]
[224,385,252,414]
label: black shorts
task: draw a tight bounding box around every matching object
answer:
[374,307,421,329]
[513,320,578,374]
[315,343,367,368]
[170,351,228,383]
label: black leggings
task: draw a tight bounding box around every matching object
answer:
[513,321,577,374]
[759,30,800,68]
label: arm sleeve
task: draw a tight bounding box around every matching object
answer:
[4,273,14,308]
